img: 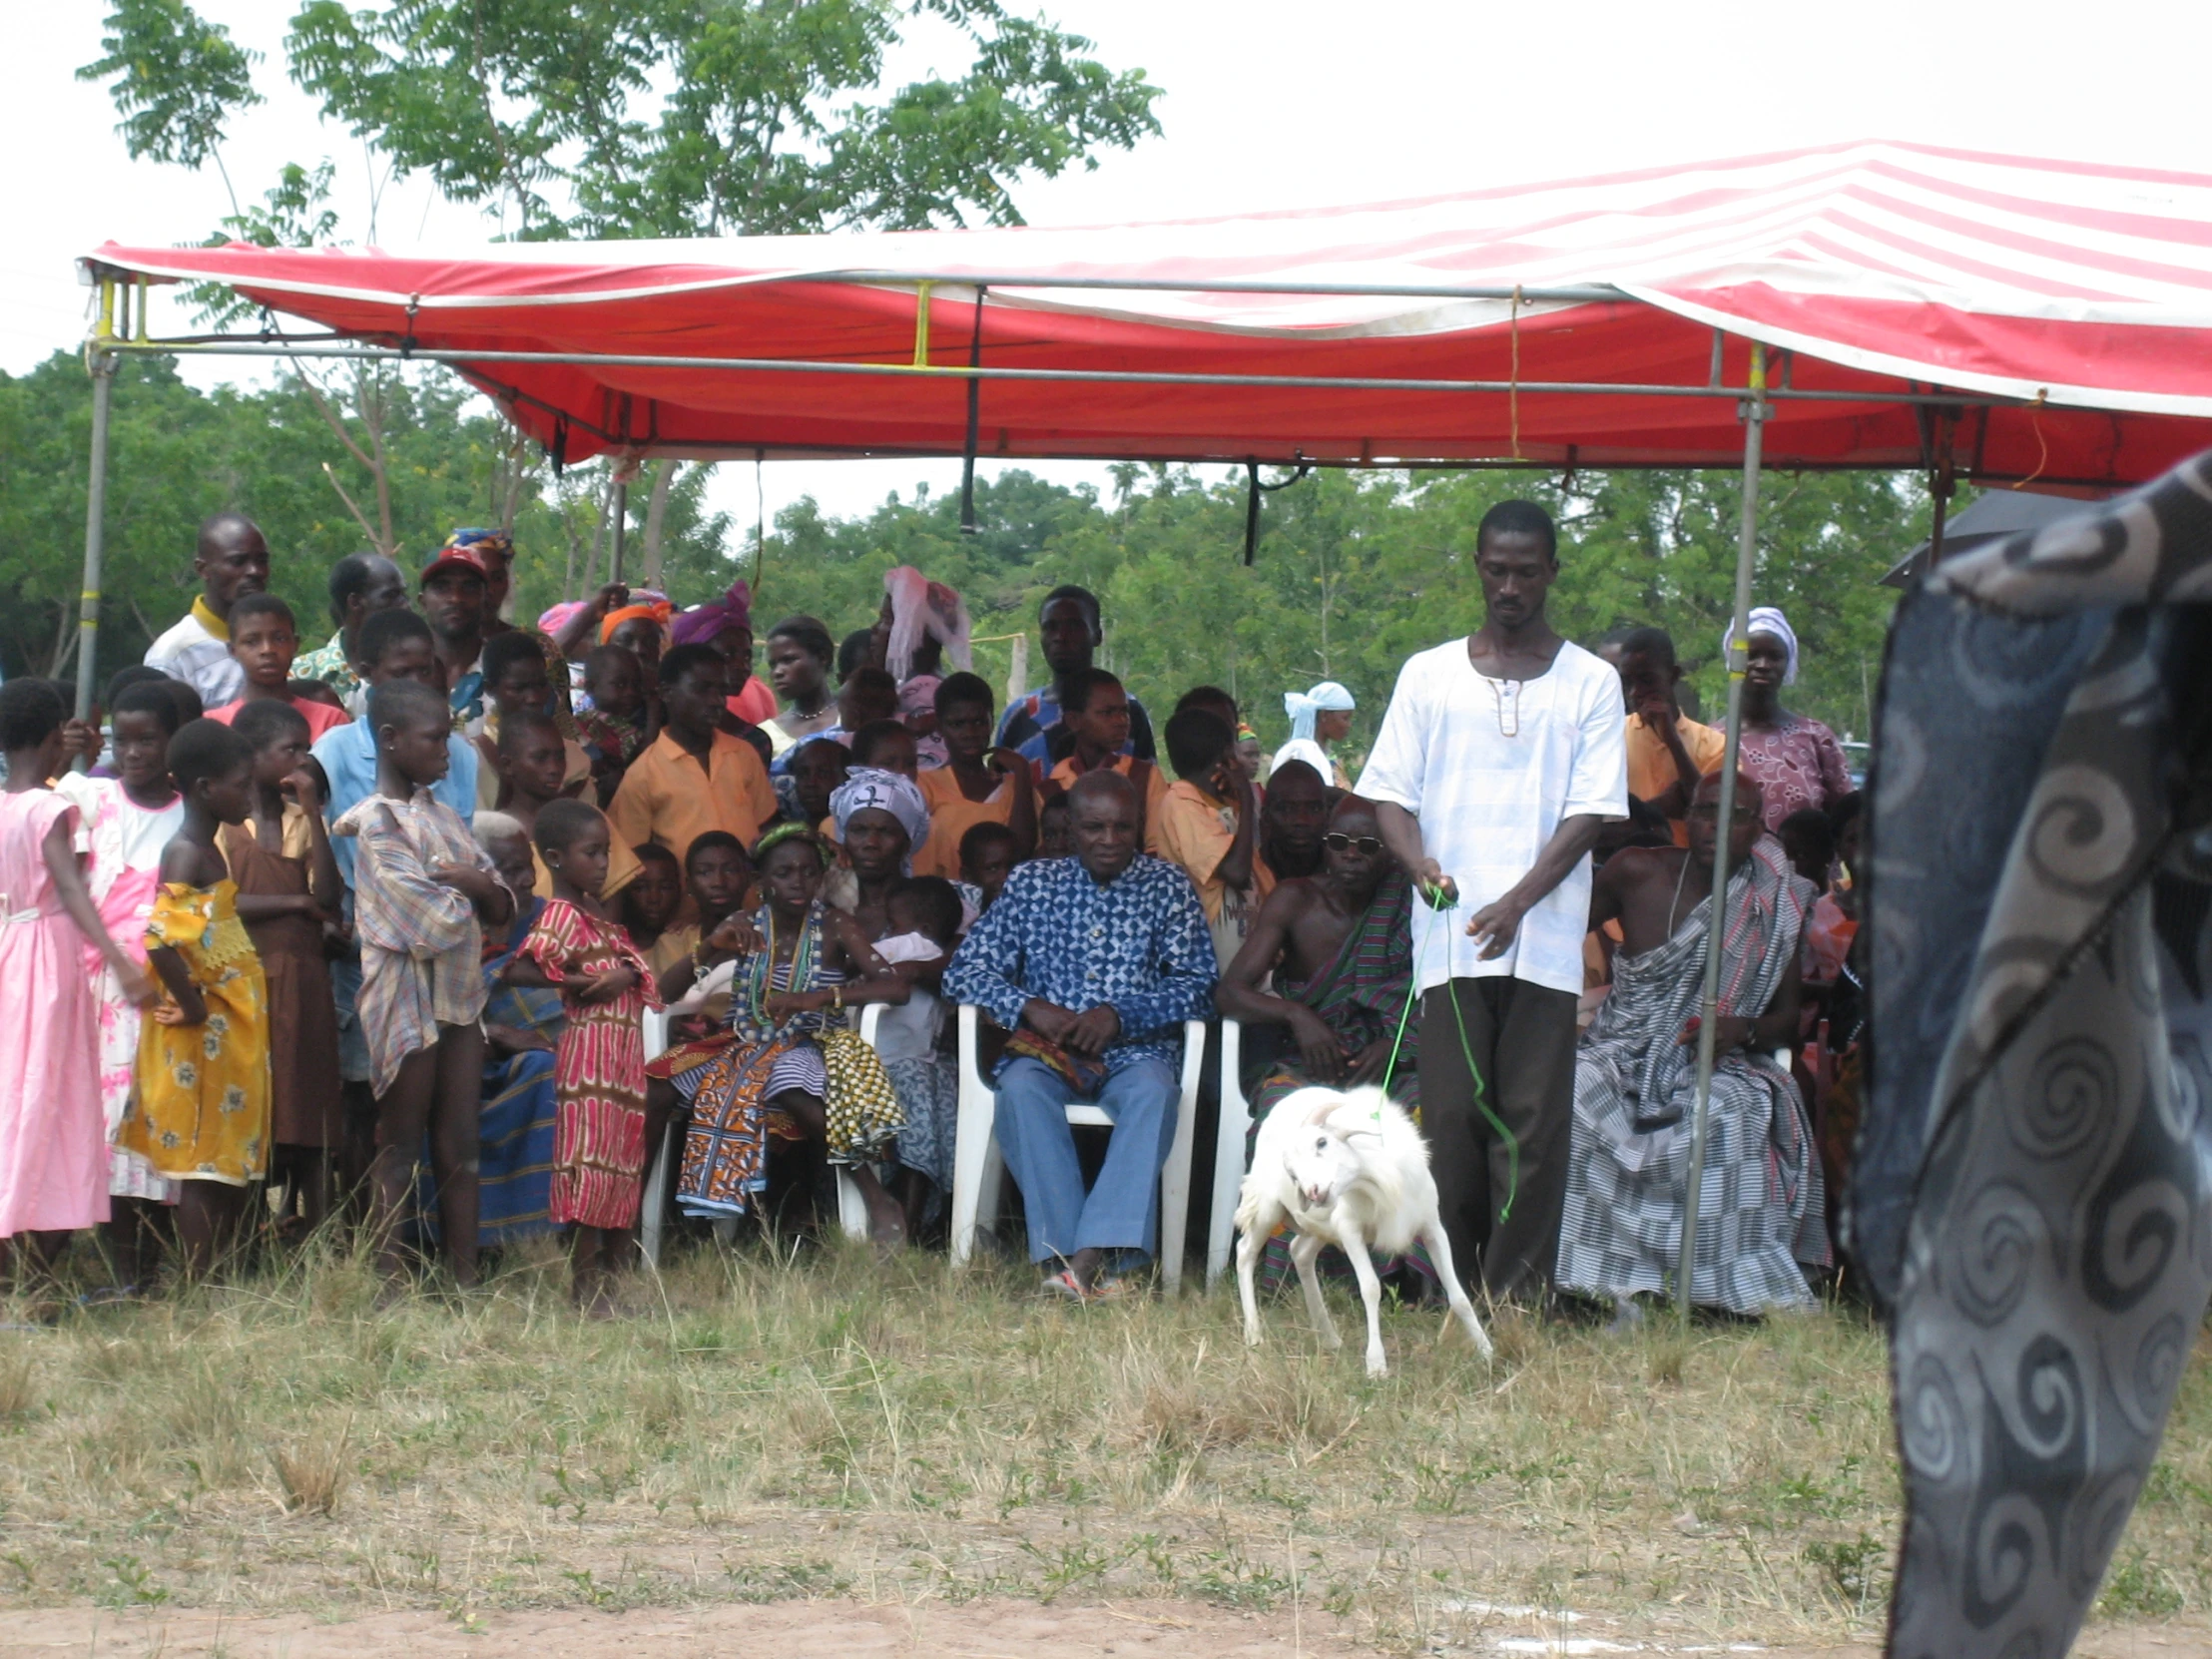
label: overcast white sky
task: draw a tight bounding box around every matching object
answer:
[12,0,2212,528]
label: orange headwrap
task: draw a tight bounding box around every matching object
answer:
[600,599,673,645]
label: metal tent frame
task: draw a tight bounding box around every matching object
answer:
[62,266,2078,1318]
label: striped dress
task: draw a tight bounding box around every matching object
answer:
[518,899,662,1230]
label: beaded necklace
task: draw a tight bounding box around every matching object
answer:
[742,901,821,1032]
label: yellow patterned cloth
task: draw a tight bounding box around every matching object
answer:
[119,880,272,1185]
[818,1027,903,1164]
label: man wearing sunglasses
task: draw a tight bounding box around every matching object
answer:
[1216,796,1420,1122]
[1359,498,1628,1305]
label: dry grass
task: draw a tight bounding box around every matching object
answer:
[0,1233,2205,1650]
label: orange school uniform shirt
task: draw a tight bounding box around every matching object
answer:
[606,729,779,864]
[1625,712,1729,845]
[915,765,1017,880]
[1145,778,1275,927]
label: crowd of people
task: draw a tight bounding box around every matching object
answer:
[0,497,1863,1324]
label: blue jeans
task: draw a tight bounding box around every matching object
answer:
[993,1056,1179,1265]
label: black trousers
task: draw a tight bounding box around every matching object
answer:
[1419,976,1579,1300]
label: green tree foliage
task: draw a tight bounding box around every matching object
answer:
[0,352,581,680]
[77,0,262,174]
[80,0,1161,244]
[284,0,1163,238]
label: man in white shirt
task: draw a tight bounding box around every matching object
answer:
[1360,499,1627,1301]
[142,513,271,707]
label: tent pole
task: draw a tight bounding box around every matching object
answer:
[74,279,120,735]
[1677,339,1765,1326]
[1927,408,1959,568]
[611,480,628,584]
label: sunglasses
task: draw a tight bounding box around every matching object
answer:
[1322,832,1384,855]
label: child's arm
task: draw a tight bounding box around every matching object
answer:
[993,746,1038,858]
[41,814,156,1008]
[431,859,515,926]
[291,775,345,923]
[146,943,208,1026]
[349,807,483,955]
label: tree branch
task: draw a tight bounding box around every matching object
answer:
[320,460,385,554]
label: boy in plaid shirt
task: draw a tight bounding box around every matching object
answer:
[332,679,513,1294]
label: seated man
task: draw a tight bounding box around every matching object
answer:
[1215,793,1417,1121]
[1554,771,1827,1321]
[943,771,1215,1301]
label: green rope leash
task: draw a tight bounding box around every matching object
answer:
[1379,880,1519,1221]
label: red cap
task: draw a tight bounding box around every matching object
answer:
[420,545,490,586]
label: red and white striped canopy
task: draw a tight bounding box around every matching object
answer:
[85,141,2212,484]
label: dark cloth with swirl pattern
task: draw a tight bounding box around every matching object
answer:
[1863,448,2212,1659]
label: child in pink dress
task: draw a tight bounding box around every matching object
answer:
[0,681,156,1283]
[58,683,189,1282]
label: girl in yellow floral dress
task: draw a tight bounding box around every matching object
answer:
[119,720,270,1278]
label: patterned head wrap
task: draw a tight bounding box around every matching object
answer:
[444,527,513,562]
[671,580,754,649]
[753,821,832,868]
[1283,681,1356,741]
[1724,605,1800,685]
[830,767,930,867]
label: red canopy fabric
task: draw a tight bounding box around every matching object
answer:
[85,141,2212,485]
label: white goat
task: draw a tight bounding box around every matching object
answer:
[1234,1085,1492,1377]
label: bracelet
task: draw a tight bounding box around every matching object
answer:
[831,985,844,1015]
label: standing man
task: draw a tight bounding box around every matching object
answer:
[998,585,1157,780]
[1616,627,1726,844]
[295,552,408,712]
[1259,759,1331,879]
[418,541,491,724]
[1361,499,1627,1302]
[442,529,517,637]
[144,512,271,707]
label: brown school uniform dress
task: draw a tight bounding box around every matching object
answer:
[222,814,343,1149]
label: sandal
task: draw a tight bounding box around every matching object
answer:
[1037,1267,1087,1303]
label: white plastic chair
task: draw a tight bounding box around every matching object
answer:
[948,1003,1206,1294]
[1207,1018,1254,1288]
[640,1009,675,1267]
[637,1005,872,1268]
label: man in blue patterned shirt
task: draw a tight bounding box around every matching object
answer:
[944,771,1215,1299]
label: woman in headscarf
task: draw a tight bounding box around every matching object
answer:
[599,593,674,682]
[645,824,910,1245]
[830,767,930,940]
[673,580,779,727]
[1725,606,1854,831]
[1275,682,1356,789]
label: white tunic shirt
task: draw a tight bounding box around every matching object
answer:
[143,603,244,707]
[1357,637,1626,996]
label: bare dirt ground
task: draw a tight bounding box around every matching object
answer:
[2,1600,2208,1658]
